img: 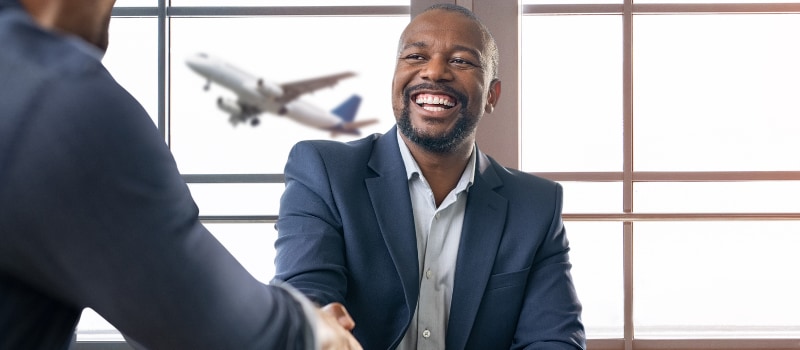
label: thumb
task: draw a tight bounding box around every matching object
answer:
[322,302,356,331]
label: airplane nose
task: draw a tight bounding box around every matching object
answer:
[186,56,200,70]
[186,53,214,74]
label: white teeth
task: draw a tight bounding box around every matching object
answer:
[415,95,455,107]
[423,106,446,112]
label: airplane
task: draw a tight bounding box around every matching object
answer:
[185,52,378,136]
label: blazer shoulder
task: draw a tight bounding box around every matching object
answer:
[288,133,386,178]
[483,153,560,190]
[292,132,382,160]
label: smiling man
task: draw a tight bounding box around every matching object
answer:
[275,4,585,350]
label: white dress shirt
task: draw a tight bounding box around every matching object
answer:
[396,132,476,350]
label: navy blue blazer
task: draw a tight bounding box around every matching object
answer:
[276,128,585,350]
[0,4,310,349]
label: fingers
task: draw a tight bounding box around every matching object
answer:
[315,305,362,350]
[321,302,356,331]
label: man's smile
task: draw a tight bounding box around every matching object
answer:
[414,93,456,112]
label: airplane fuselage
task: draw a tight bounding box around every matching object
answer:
[186,53,365,131]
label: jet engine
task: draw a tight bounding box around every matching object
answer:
[217,97,241,115]
[256,78,283,98]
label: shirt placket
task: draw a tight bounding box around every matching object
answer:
[417,207,449,350]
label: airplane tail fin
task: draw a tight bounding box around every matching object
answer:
[331,94,362,123]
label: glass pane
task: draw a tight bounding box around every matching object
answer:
[76,309,123,342]
[635,181,800,213]
[524,0,622,4]
[172,0,408,6]
[636,0,798,4]
[188,183,284,216]
[520,15,623,172]
[633,14,800,171]
[205,223,278,283]
[566,222,624,338]
[634,221,800,338]
[104,17,159,127]
[560,181,622,214]
[115,0,155,6]
[169,17,405,174]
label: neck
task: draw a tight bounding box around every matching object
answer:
[403,135,473,207]
[20,0,60,29]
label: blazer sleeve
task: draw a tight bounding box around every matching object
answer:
[513,183,586,350]
[0,66,312,349]
[274,140,349,307]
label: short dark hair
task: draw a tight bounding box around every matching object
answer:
[421,3,500,79]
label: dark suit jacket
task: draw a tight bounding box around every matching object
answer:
[275,128,585,350]
[0,4,310,349]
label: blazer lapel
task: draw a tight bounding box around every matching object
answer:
[364,129,420,320]
[446,151,508,350]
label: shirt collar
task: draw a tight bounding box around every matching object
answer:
[396,129,476,193]
[63,31,105,61]
[0,0,20,8]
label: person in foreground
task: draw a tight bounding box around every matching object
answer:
[0,0,361,349]
[275,3,585,350]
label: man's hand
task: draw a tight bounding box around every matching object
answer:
[321,302,356,331]
[315,302,361,349]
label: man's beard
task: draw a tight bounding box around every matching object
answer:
[397,84,478,154]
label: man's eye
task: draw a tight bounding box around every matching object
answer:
[451,58,476,67]
[405,54,425,60]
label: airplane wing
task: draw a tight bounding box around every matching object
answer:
[276,72,356,104]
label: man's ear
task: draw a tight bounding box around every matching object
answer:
[485,79,502,114]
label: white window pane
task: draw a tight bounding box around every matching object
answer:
[634,221,800,338]
[520,15,623,172]
[115,0,155,6]
[76,309,123,342]
[633,14,800,171]
[188,183,284,216]
[560,181,622,214]
[205,223,278,283]
[567,222,624,338]
[169,17,405,174]
[172,0,408,6]
[635,181,800,213]
[104,18,159,127]
[636,0,798,4]
[524,0,622,4]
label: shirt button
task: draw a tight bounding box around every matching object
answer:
[422,329,431,338]
[426,269,432,279]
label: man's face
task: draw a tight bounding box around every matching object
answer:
[392,9,499,154]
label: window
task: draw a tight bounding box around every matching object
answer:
[168,15,402,174]
[521,0,800,348]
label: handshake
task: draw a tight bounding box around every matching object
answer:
[315,303,362,350]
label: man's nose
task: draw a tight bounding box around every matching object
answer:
[420,57,453,82]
